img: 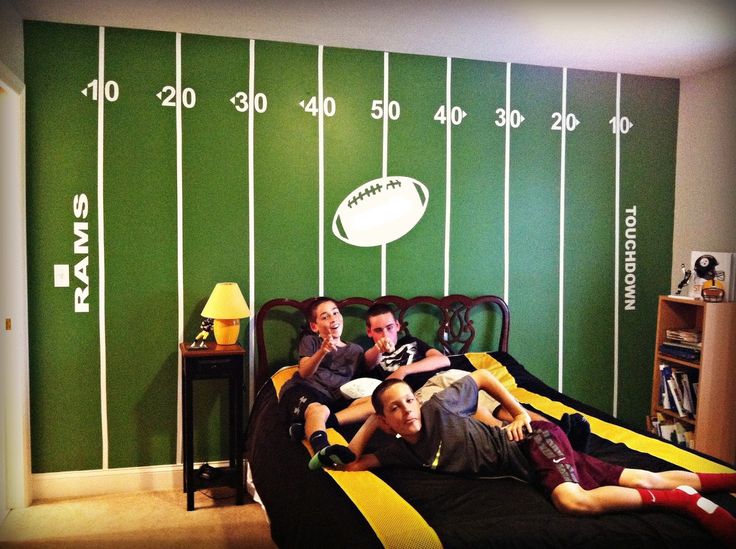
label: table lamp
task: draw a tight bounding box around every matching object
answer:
[200,282,250,345]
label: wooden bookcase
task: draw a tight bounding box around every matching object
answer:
[650,295,736,464]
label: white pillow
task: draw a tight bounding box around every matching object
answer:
[340,377,382,399]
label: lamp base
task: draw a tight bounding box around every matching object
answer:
[213,319,240,345]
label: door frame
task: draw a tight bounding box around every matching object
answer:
[1,59,32,513]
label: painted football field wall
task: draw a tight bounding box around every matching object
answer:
[25,21,677,473]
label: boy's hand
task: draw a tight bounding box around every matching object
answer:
[365,413,393,434]
[375,337,395,354]
[320,337,338,354]
[502,411,532,442]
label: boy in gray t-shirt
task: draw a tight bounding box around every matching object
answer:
[278,297,365,469]
[336,371,736,545]
[373,374,532,480]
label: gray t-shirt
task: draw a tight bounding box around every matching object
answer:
[374,375,533,481]
[279,334,364,400]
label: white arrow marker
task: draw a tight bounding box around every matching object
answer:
[156,90,163,100]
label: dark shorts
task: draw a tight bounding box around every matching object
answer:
[279,381,350,424]
[523,420,624,494]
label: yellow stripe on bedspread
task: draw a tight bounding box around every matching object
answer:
[319,433,442,549]
[271,366,442,549]
[465,353,735,474]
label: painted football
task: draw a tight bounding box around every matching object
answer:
[332,176,429,247]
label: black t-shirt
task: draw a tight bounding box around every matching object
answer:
[374,376,533,481]
[370,335,441,391]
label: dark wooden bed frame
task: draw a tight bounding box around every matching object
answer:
[254,294,510,390]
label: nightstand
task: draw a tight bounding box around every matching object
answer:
[179,342,245,510]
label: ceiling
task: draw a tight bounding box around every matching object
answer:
[11,0,736,78]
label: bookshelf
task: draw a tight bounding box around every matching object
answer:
[649,295,736,464]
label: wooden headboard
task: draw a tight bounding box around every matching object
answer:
[254,294,510,390]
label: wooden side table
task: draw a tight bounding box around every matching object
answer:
[179,342,245,511]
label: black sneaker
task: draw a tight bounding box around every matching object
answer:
[308,444,356,470]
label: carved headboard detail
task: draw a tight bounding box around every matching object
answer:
[254,294,510,390]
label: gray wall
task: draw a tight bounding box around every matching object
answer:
[672,61,736,289]
[0,0,23,78]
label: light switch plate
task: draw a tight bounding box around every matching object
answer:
[54,264,70,287]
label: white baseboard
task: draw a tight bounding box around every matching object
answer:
[32,460,229,501]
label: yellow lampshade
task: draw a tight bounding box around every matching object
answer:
[201,282,250,345]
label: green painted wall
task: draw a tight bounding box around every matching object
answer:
[25,21,677,472]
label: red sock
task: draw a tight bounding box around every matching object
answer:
[637,486,736,545]
[697,472,736,493]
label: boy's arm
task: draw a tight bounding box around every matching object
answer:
[364,337,394,369]
[298,337,336,378]
[363,344,381,369]
[343,453,381,471]
[470,369,531,441]
[298,352,324,378]
[387,348,450,380]
[342,414,383,471]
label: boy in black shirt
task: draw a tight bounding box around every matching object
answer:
[364,303,452,391]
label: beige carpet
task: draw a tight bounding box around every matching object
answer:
[0,488,276,548]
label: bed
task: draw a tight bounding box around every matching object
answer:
[244,294,735,549]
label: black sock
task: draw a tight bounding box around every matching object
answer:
[325,412,339,429]
[309,430,329,453]
[559,413,571,433]
[561,413,591,453]
[288,423,305,441]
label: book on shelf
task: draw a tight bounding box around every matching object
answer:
[674,422,695,449]
[662,340,702,351]
[658,363,698,418]
[674,370,697,416]
[648,412,695,449]
[659,422,677,443]
[665,328,701,343]
[692,381,699,410]
[666,377,686,417]
[659,343,700,362]
[647,412,669,439]
[646,414,657,434]
[659,364,672,410]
